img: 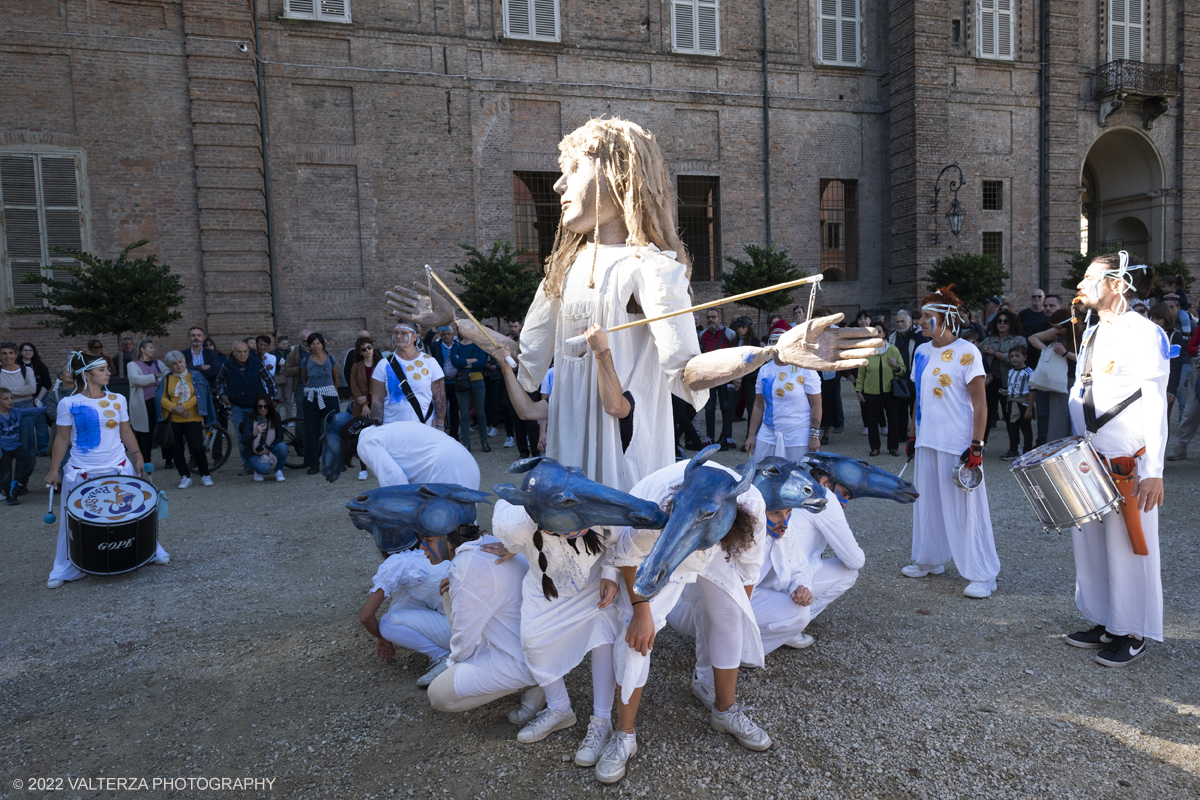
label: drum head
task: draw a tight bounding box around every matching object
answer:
[1011,436,1086,468]
[66,476,158,524]
[952,463,984,491]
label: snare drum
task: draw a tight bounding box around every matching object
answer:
[66,476,159,574]
[1010,436,1120,531]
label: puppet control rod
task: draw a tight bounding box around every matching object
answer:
[425,265,518,369]
[563,273,824,346]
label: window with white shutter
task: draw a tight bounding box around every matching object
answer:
[0,152,86,308]
[977,0,1014,60]
[818,0,860,66]
[1109,0,1144,62]
[284,0,352,24]
[673,0,720,56]
[504,0,560,42]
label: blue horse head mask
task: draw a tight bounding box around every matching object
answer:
[799,451,919,503]
[744,456,827,514]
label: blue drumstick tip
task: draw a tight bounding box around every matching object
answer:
[144,463,155,474]
[44,513,57,524]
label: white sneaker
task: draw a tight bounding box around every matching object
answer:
[178,477,193,489]
[901,563,944,578]
[358,470,369,480]
[963,579,997,599]
[691,678,716,712]
[507,686,546,725]
[710,702,772,751]
[274,470,286,482]
[517,707,577,743]
[153,554,170,565]
[416,655,449,687]
[783,632,815,650]
[504,436,515,448]
[574,716,612,767]
[200,475,214,487]
[46,579,64,589]
[595,731,637,784]
[254,473,264,482]
[487,427,498,437]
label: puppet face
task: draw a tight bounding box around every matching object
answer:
[748,457,827,515]
[346,485,491,550]
[800,451,919,504]
[553,154,622,237]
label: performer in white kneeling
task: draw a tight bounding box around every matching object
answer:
[426,534,545,720]
[324,414,479,489]
[46,352,168,589]
[903,286,1001,599]
[1063,251,1167,667]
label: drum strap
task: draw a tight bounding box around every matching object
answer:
[1079,328,1142,434]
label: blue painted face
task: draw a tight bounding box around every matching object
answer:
[748,456,827,515]
[493,456,668,534]
[346,484,492,554]
[799,452,919,504]
[419,535,452,564]
[633,446,755,599]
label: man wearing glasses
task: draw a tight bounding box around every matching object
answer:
[699,310,738,450]
[371,322,447,430]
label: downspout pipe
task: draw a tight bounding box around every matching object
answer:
[251,1,279,329]
[762,0,771,246]
[1038,0,1048,290]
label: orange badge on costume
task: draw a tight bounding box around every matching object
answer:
[933,387,944,397]
[105,420,118,429]
[941,350,955,362]
[959,353,974,366]
[939,374,952,387]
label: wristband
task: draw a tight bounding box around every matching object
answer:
[809,428,821,439]
[631,599,649,606]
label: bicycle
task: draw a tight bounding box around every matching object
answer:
[201,401,233,471]
[279,417,307,469]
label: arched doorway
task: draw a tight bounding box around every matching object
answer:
[1080,128,1165,262]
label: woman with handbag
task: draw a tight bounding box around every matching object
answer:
[855,327,907,456]
[1028,309,1080,442]
[979,312,1027,444]
[157,351,218,489]
[126,339,167,466]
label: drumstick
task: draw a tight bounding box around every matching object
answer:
[563,274,824,346]
[44,485,56,524]
[425,266,518,369]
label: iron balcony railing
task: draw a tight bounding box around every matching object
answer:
[1095,60,1181,99]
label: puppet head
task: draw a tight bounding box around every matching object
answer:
[799,452,919,504]
[744,457,827,515]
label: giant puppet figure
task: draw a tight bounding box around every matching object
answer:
[388,118,882,489]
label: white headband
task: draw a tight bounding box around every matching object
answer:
[1089,250,1149,317]
[921,302,962,336]
[72,352,107,374]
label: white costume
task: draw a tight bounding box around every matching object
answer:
[428,536,537,712]
[752,363,822,463]
[910,339,1000,583]
[356,422,479,489]
[491,500,621,716]
[517,244,706,490]
[1068,312,1168,641]
[372,354,444,426]
[49,392,169,583]
[371,551,452,659]
[753,491,864,652]
[609,462,768,700]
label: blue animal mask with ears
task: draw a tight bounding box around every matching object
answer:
[493,457,668,533]
[744,457,827,515]
[799,451,919,504]
[346,484,493,554]
[321,412,373,483]
[633,445,755,599]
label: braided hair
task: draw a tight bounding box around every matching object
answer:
[531,527,603,600]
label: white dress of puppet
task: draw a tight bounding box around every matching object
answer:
[517,244,707,491]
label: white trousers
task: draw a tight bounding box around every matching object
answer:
[910,448,1000,582]
[379,607,451,659]
[1072,507,1163,641]
[49,461,169,583]
[751,426,809,465]
[427,663,522,713]
[753,558,859,653]
[666,577,744,687]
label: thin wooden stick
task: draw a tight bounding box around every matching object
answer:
[426,266,517,368]
[564,274,823,344]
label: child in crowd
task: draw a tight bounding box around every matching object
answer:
[0,386,47,505]
[1000,345,1034,461]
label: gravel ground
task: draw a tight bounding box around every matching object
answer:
[3,385,1199,800]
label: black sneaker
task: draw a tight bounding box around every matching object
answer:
[1000,451,1019,461]
[238,466,254,476]
[4,495,17,506]
[1064,625,1113,649]
[1094,636,1148,667]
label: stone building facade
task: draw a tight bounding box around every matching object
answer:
[2,0,1197,363]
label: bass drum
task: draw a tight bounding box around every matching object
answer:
[66,475,159,575]
[1010,436,1121,531]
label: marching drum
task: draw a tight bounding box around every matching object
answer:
[1010,436,1120,531]
[66,476,160,574]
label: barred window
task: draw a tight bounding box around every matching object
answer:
[677,175,721,281]
[982,231,1004,264]
[512,171,562,269]
[0,152,86,308]
[982,180,1003,211]
[819,179,859,281]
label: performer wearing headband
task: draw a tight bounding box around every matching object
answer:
[903,287,1000,599]
[370,321,446,430]
[1064,252,1167,666]
[45,352,169,589]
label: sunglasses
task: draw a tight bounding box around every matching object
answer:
[255,403,269,409]
[359,346,373,352]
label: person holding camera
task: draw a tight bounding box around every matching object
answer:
[239,393,288,482]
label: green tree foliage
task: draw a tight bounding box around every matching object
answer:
[721,244,806,325]
[1058,246,1192,294]
[13,239,184,340]
[449,241,541,326]
[925,253,1008,309]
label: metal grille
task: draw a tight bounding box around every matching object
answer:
[677,175,721,281]
[512,171,561,269]
[1094,60,1180,98]
[819,179,858,281]
[982,231,1004,265]
[982,180,1003,211]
